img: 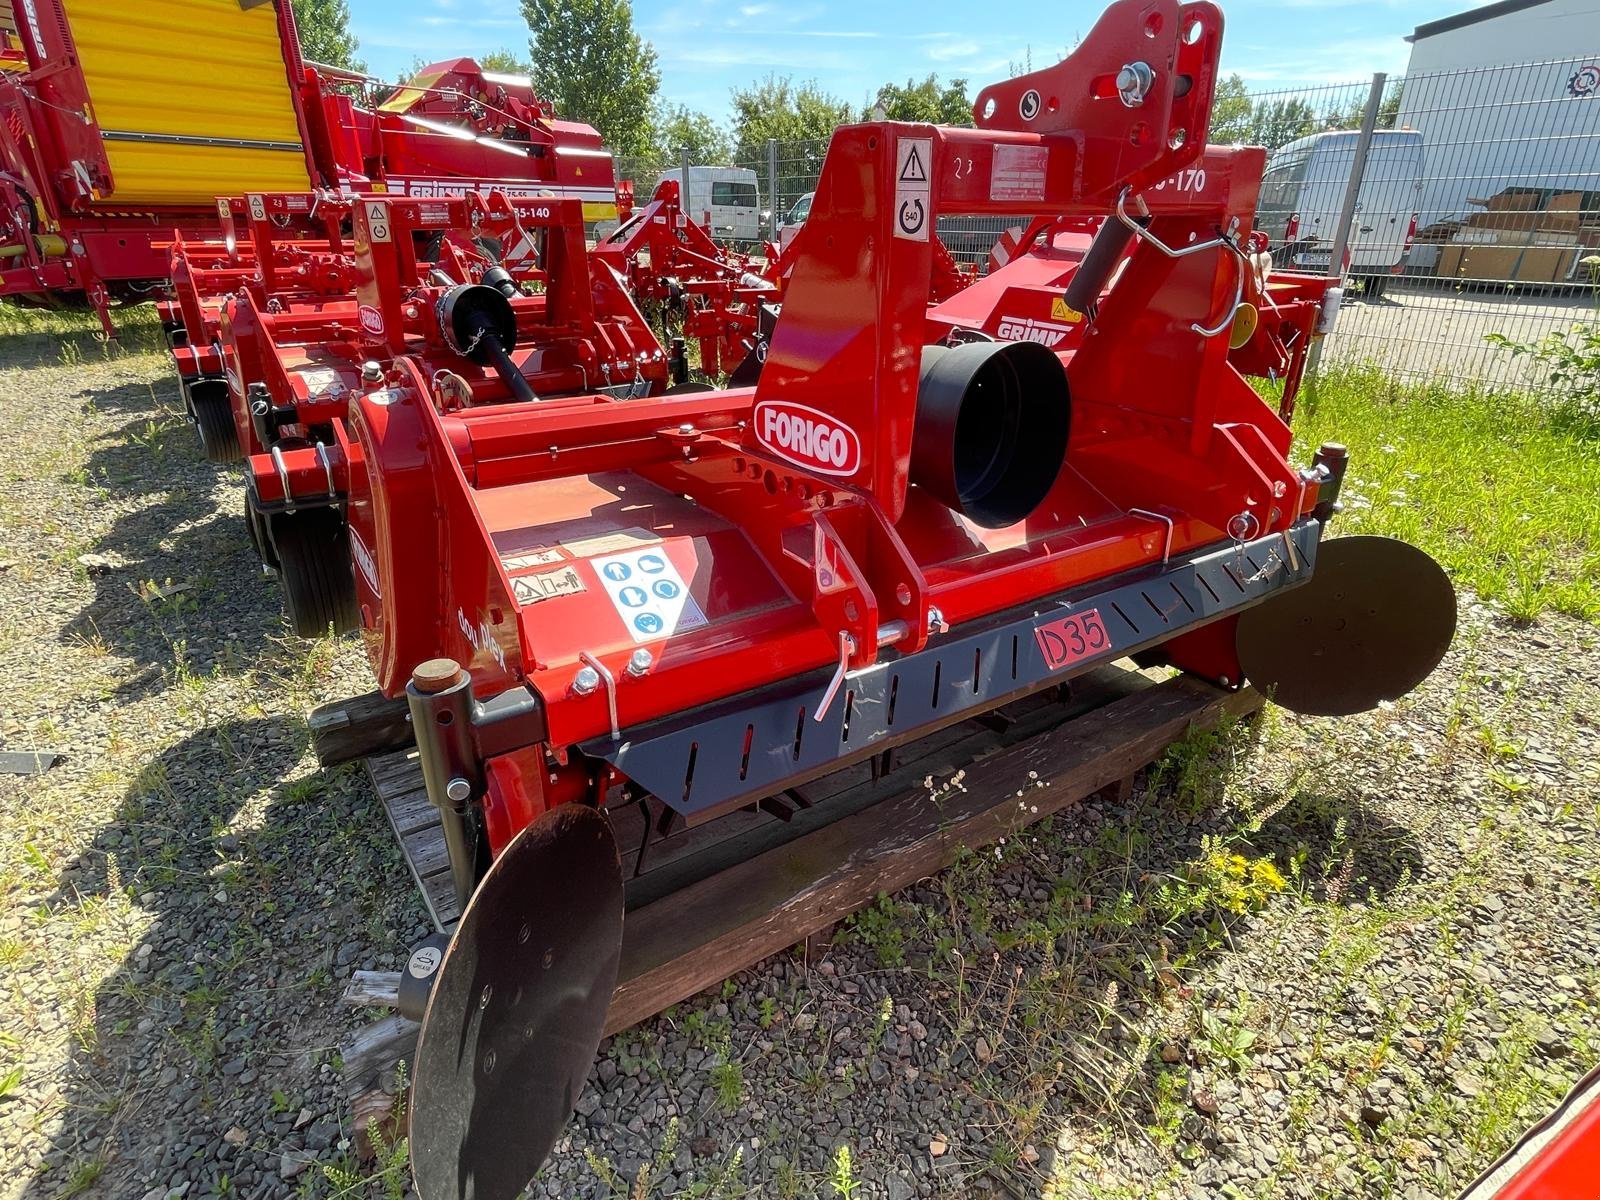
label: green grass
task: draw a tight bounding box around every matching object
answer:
[1292,365,1600,621]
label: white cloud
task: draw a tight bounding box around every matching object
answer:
[927,38,981,62]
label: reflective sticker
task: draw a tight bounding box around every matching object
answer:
[511,565,586,605]
[592,548,706,643]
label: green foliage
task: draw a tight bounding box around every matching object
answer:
[656,104,732,163]
[479,48,535,76]
[291,0,362,71]
[1163,837,1287,920]
[867,74,973,125]
[730,76,852,153]
[828,1145,862,1198]
[1287,365,1600,620]
[1248,97,1318,150]
[1486,265,1600,440]
[730,75,852,199]
[1212,78,1406,150]
[1198,995,1260,1070]
[838,892,908,966]
[1209,73,1252,143]
[523,0,661,156]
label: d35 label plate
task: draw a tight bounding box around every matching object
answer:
[1034,609,1112,671]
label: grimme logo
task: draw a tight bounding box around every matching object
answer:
[755,400,862,476]
[358,305,385,337]
[349,526,381,600]
[996,315,1071,348]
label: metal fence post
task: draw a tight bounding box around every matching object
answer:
[1308,71,1385,381]
[679,145,692,225]
[1326,72,1386,286]
[767,138,780,239]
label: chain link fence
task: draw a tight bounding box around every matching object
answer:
[622,48,1600,393]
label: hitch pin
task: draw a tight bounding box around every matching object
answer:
[813,632,856,723]
[1280,527,1302,573]
[812,621,910,723]
[578,651,620,741]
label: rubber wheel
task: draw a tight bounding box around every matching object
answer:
[188,378,241,463]
[242,484,278,571]
[271,508,359,637]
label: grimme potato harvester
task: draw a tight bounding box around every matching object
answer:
[248,3,1456,1195]
[0,0,616,334]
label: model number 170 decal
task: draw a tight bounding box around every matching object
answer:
[1153,167,1208,194]
[1034,608,1112,671]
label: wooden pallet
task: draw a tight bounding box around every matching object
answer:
[335,664,1260,1152]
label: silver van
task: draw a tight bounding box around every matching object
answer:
[1256,129,1425,298]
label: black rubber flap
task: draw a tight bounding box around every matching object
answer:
[1237,535,1455,717]
[411,804,623,1200]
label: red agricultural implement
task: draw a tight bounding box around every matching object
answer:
[267,2,1456,1194]
[0,0,615,335]
[592,178,780,382]
[196,189,668,636]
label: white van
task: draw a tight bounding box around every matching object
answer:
[656,166,762,243]
[1256,129,1425,298]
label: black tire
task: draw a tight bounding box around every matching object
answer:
[271,508,359,637]
[242,484,278,570]
[188,378,241,463]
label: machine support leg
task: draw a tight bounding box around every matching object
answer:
[405,658,488,913]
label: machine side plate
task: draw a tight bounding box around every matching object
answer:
[588,522,1321,818]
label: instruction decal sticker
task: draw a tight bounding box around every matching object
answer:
[894,137,932,242]
[592,548,707,643]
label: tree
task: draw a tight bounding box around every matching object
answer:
[730,75,851,157]
[479,49,535,76]
[867,75,973,126]
[1248,97,1317,150]
[292,0,362,71]
[655,105,731,164]
[729,76,852,207]
[522,0,660,157]
[1209,73,1252,143]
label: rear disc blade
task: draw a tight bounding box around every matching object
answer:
[1237,535,1455,717]
[411,804,623,1200]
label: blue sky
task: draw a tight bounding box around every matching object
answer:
[348,0,1487,120]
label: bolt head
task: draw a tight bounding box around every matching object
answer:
[361,360,384,382]
[573,666,601,695]
[627,648,653,676]
[678,423,696,436]
[445,777,471,803]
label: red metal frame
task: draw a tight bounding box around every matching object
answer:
[591,179,779,377]
[335,0,1337,862]
[0,1,618,335]
[222,191,664,515]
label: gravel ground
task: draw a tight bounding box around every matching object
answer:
[1,311,1597,1200]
